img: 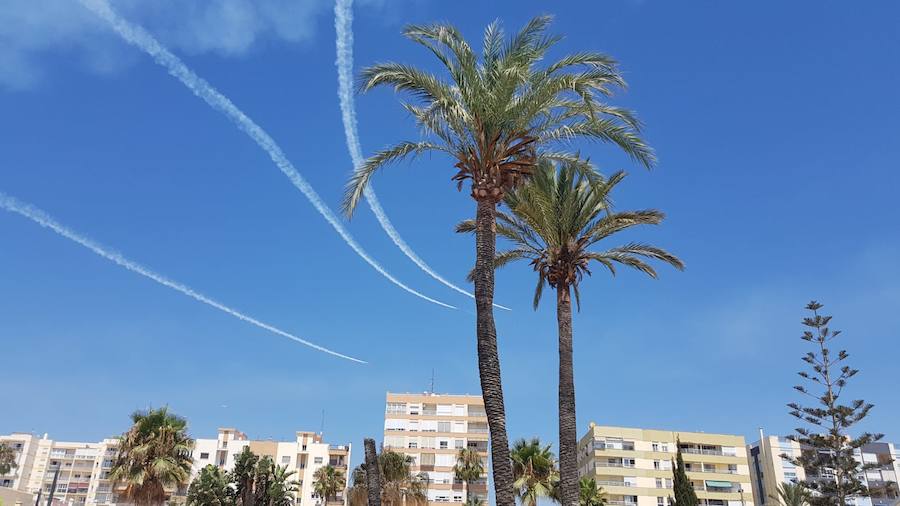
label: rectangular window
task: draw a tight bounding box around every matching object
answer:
[661,444,669,452]
[200,453,209,459]
[282,456,291,464]
[652,443,660,451]
[656,478,663,488]
[654,460,661,470]
[409,442,418,449]
[386,402,407,414]
[440,441,448,449]
[314,457,323,464]
[438,421,451,432]
[658,498,666,506]
[455,440,464,449]
[665,479,673,489]
[421,453,436,466]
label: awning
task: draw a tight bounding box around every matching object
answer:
[705,480,733,488]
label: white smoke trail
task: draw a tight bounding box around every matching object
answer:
[334,0,511,311]
[0,191,366,364]
[77,0,455,310]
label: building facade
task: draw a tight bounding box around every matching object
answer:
[578,424,755,506]
[748,435,899,506]
[382,392,489,505]
[0,428,351,506]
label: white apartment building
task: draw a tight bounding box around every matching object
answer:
[578,424,755,506]
[749,435,900,506]
[0,428,351,506]
[382,392,489,505]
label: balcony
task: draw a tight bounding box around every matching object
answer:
[593,442,636,452]
[685,467,739,475]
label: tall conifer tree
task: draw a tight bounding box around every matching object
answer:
[787,301,883,506]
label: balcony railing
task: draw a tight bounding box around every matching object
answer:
[593,442,636,451]
[685,468,739,474]
[596,462,636,468]
[607,501,638,506]
[596,481,635,488]
[681,448,725,456]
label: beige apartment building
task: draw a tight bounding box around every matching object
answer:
[382,392,489,505]
[578,424,755,506]
[0,428,350,506]
[749,434,900,506]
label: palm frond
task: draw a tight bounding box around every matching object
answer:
[343,141,446,217]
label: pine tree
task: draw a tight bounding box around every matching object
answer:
[671,440,698,506]
[786,301,883,506]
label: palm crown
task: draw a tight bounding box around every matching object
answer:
[460,160,683,308]
[343,15,653,215]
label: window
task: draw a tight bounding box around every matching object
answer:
[661,444,669,452]
[282,456,291,465]
[652,443,660,452]
[665,479,672,489]
[455,440,464,450]
[200,453,209,459]
[409,442,418,449]
[440,441,449,449]
[421,453,436,466]
[314,457,323,464]
[658,498,666,506]
[438,421,452,432]
[654,460,661,470]
[656,478,663,488]
[453,495,464,503]
[386,402,407,414]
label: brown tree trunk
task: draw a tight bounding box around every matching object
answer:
[556,283,578,506]
[364,438,382,506]
[473,197,515,506]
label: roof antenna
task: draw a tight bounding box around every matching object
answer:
[320,409,326,436]
[430,368,435,395]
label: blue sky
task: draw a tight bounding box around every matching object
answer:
[1,0,898,466]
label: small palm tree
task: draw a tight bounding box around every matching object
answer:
[314,465,346,504]
[460,161,681,505]
[343,17,652,506]
[579,478,608,506]
[0,443,17,476]
[770,482,811,506]
[510,438,559,506]
[453,448,485,503]
[187,465,234,506]
[269,465,301,506]
[232,447,259,506]
[108,407,194,506]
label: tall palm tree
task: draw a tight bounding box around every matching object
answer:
[579,478,608,506]
[510,438,559,506]
[343,17,652,506]
[233,447,259,506]
[349,451,427,506]
[453,448,485,504]
[460,161,682,505]
[770,482,811,506]
[0,442,17,476]
[108,407,194,506]
[314,465,347,504]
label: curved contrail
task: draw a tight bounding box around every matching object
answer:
[77,0,455,310]
[0,191,366,363]
[334,0,510,311]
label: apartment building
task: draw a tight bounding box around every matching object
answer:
[0,428,351,506]
[749,435,900,506]
[0,432,125,506]
[193,428,352,506]
[578,424,755,506]
[382,392,489,505]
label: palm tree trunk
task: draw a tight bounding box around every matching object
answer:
[364,438,382,506]
[556,283,578,506]
[473,197,515,506]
